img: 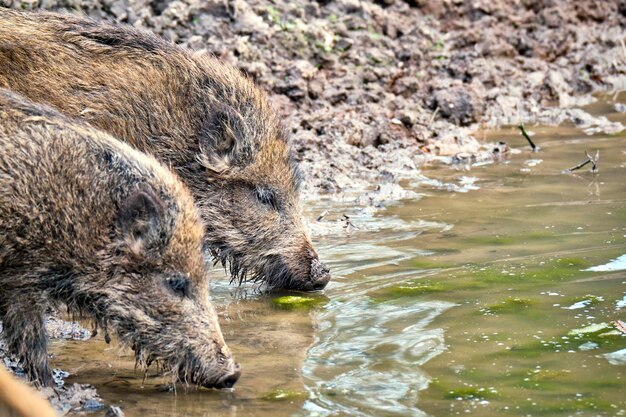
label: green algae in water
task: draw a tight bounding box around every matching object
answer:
[565,294,604,308]
[489,322,626,359]
[429,379,498,401]
[377,255,599,304]
[528,257,591,281]
[443,387,496,400]
[385,281,447,297]
[519,368,572,390]
[481,297,534,314]
[271,295,326,310]
[461,230,566,249]
[515,397,621,415]
[568,322,612,335]
[427,247,461,256]
[261,389,307,402]
[468,267,513,284]
[462,235,517,246]
[526,368,571,381]
[554,257,590,268]
[409,258,453,269]
[467,256,591,286]
[567,323,625,349]
[373,278,485,300]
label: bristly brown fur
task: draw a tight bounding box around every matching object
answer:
[0,9,330,291]
[0,89,240,389]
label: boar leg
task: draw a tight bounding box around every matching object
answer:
[1,294,51,387]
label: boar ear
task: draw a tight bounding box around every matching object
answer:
[118,188,167,257]
[198,105,244,173]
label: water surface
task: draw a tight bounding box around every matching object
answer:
[53,106,626,416]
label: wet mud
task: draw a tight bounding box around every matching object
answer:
[1,0,624,200]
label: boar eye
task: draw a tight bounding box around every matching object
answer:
[166,276,191,298]
[255,187,278,210]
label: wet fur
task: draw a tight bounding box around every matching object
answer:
[0,89,238,388]
[0,9,330,291]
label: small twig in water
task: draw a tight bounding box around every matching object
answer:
[316,210,328,222]
[565,159,591,172]
[587,150,599,173]
[517,124,539,152]
[563,150,599,173]
[342,214,356,230]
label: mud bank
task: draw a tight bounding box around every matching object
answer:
[2,0,624,200]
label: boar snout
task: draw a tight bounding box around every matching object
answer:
[213,363,242,389]
[304,258,331,291]
[179,348,241,389]
[274,246,330,292]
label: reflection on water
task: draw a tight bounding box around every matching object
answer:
[51,106,626,416]
[301,297,452,417]
[51,291,316,417]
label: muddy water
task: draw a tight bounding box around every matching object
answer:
[52,108,626,416]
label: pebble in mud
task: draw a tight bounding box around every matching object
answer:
[41,384,104,414]
[105,406,126,417]
[430,86,480,127]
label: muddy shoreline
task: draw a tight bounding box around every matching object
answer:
[3,0,625,201]
[1,0,625,414]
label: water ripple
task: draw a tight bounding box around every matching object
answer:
[302,296,454,416]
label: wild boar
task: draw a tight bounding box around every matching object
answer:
[0,9,331,291]
[0,88,240,388]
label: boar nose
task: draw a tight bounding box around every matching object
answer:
[306,258,331,291]
[214,363,241,389]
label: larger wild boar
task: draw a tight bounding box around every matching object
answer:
[0,89,240,389]
[0,9,331,292]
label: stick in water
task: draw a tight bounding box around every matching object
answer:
[563,150,599,173]
[517,124,539,152]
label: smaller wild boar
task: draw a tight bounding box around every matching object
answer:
[0,9,331,292]
[0,89,240,389]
